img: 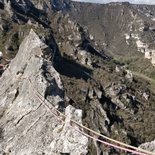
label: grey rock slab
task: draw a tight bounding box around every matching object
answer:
[50,105,88,155]
[0,29,88,155]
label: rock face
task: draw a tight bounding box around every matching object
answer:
[51,105,88,155]
[0,29,88,155]
[1,0,155,154]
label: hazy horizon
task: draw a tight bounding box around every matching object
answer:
[71,0,155,5]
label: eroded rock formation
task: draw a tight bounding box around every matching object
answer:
[139,140,155,153]
[0,29,88,155]
[0,0,155,154]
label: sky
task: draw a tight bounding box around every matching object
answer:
[71,0,155,5]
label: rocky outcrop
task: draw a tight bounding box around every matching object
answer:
[136,37,155,64]
[1,1,155,154]
[0,51,2,58]
[151,52,155,66]
[124,27,155,66]
[51,105,88,155]
[2,0,12,16]
[139,140,155,152]
[0,29,88,155]
[50,0,71,11]
[29,0,51,12]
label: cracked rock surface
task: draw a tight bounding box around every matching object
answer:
[0,29,88,155]
[0,0,155,154]
[139,140,155,152]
